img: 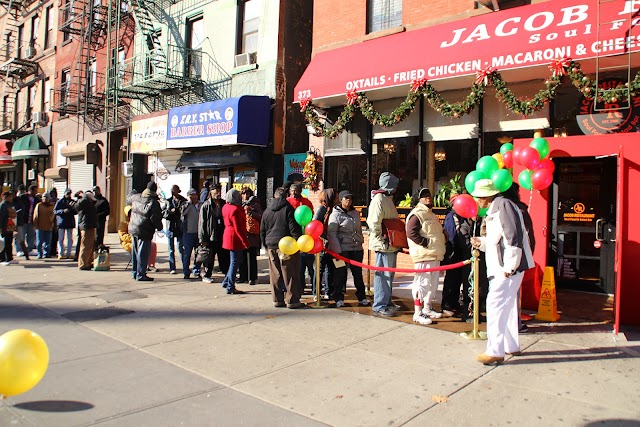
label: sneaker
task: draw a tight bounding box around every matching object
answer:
[0,262,9,266]
[249,280,257,285]
[58,255,64,260]
[386,304,402,312]
[476,353,504,365]
[183,274,191,280]
[422,308,443,319]
[201,277,213,284]
[137,276,154,282]
[287,302,305,309]
[373,308,396,317]
[519,324,529,333]
[16,251,24,257]
[413,313,433,325]
[148,266,159,273]
[336,300,345,308]
[8,260,18,265]
[274,302,286,308]
[169,270,176,275]
[358,299,370,306]
[227,289,245,295]
[442,309,456,318]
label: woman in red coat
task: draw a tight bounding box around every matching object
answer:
[221,188,249,294]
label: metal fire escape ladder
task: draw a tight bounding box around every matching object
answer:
[128,0,167,72]
[594,0,635,111]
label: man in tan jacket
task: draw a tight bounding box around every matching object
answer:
[33,192,55,259]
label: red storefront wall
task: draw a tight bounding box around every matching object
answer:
[516,133,640,330]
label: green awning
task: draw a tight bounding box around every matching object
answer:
[11,134,49,160]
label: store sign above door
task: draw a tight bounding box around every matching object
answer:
[166,96,270,149]
[295,0,640,102]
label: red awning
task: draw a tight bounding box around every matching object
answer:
[295,0,640,104]
[0,140,12,165]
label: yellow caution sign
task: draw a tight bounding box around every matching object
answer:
[535,267,561,322]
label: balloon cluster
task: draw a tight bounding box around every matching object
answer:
[0,329,49,398]
[455,136,553,219]
[278,205,325,255]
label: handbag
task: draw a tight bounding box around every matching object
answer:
[381,218,408,249]
[93,246,111,271]
[5,218,16,233]
[195,245,213,264]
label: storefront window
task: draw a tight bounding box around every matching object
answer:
[433,139,477,196]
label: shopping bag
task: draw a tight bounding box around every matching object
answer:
[93,246,111,271]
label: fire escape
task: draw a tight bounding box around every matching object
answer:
[104,0,232,132]
[0,0,39,139]
[50,0,109,134]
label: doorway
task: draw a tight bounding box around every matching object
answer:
[549,156,617,294]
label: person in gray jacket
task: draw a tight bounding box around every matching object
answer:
[128,182,163,281]
[327,190,369,308]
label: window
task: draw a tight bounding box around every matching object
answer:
[63,0,71,42]
[31,15,40,48]
[186,16,204,78]
[45,6,54,48]
[89,59,97,94]
[118,47,125,82]
[239,0,260,54]
[27,85,37,120]
[2,96,9,128]
[61,68,71,103]
[42,78,50,112]
[367,0,402,34]
[17,25,24,58]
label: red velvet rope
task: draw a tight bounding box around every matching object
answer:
[324,249,471,273]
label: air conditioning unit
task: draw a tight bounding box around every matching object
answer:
[122,161,134,177]
[32,111,48,125]
[25,46,35,58]
[234,52,257,68]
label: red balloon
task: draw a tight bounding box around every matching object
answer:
[308,237,324,254]
[520,146,541,170]
[513,147,523,166]
[538,159,555,173]
[531,168,553,190]
[452,194,479,219]
[305,220,324,239]
[503,150,514,169]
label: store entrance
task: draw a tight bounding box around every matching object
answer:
[549,157,617,295]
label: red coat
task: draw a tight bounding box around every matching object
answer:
[287,196,314,213]
[222,203,249,251]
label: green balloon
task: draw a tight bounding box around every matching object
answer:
[518,169,533,191]
[294,205,313,226]
[476,156,499,176]
[478,207,488,217]
[530,137,550,159]
[465,170,486,194]
[499,143,514,155]
[491,169,513,193]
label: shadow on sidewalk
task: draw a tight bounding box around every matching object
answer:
[12,400,94,412]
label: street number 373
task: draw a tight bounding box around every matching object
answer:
[298,90,311,100]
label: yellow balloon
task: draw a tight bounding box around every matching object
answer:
[297,235,315,253]
[0,329,49,397]
[492,153,505,169]
[278,236,299,255]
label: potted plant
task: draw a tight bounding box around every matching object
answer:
[433,173,463,221]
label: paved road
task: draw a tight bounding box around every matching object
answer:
[0,235,639,426]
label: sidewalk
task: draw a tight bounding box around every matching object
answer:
[0,233,638,427]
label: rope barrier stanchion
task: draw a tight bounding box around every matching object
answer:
[325,249,470,273]
[461,249,487,340]
[311,252,327,309]
[365,249,373,297]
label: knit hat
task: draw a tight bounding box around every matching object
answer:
[471,179,499,198]
[146,181,157,192]
[187,188,197,196]
[378,172,399,192]
[339,190,353,200]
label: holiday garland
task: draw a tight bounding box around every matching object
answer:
[301,59,640,139]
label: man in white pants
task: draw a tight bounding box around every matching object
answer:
[405,188,447,325]
[471,179,534,365]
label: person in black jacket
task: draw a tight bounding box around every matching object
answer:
[53,189,76,259]
[75,190,98,270]
[93,186,110,247]
[163,185,186,274]
[261,187,304,309]
[312,188,337,300]
[197,184,228,283]
[12,185,28,260]
[0,191,17,264]
[128,182,163,281]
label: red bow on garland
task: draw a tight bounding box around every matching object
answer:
[549,57,572,77]
[346,90,358,105]
[299,96,311,112]
[475,66,495,85]
[411,77,428,92]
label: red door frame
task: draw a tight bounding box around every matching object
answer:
[515,133,640,331]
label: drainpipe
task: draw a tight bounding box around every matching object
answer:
[418,95,424,188]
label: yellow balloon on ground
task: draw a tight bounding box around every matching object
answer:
[492,153,505,169]
[0,329,49,397]
[297,235,315,253]
[278,236,299,255]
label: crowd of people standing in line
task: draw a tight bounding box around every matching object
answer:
[0,184,110,271]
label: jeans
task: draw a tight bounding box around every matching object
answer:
[372,251,397,312]
[332,250,366,303]
[181,232,198,277]
[36,230,52,258]
[0,233,13,262]
[131,236,152,280]
[166,230,183,272]
[58,228,74,258]
[312,252,334,297]
[300,253,315,291]
[14,225,26,254]
[49,225,58,256]
[25,223,36,252]
[222,250,243,293]
[201,240,229,278]
[239,247,258,281]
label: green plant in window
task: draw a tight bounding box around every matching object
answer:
[434,174,463,208]
[397,193,412,208]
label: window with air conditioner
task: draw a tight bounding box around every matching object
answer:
[237,0,260,66]
[367,0,402,34]
[32,111,48,125]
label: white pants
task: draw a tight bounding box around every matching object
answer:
[411,260,440,306]
[486,272,523,357]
